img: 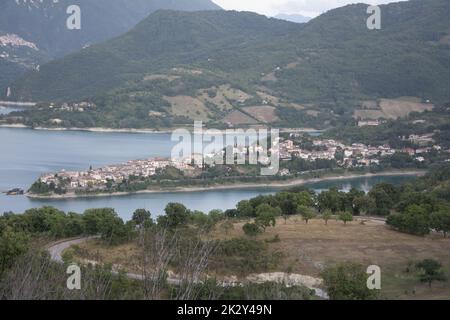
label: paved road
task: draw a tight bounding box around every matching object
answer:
[46,236,184,285]
[47,237,97,263]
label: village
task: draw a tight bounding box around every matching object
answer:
[34,132,444,194]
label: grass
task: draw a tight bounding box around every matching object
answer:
[70,215,450,300]
[214,216,450,299]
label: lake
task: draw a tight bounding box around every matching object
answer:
[0,127,416,220]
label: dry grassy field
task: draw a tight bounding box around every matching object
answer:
[71,216,450,300]
[354,97,434,120]
[216,216,450,299]
[163,95,211,121]
[379,98,434,119]
[222,110,258,125]
[242,106,280,123]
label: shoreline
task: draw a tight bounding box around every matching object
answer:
[0,124,325,135]
[26,170,425,200]
[0,101,36,107]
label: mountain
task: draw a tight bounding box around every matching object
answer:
[8,10,301,101]
[0,32,47,93]
[274,13,311,24]
[0,0,221,95]
[3,0,450,130]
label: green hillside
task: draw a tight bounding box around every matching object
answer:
[0,0,221,94]
[3,0,450,129]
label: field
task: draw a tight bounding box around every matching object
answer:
[217,85,252,102]
[198,87,234,111]
[163,95,211,121]
[242,106,280,123]
[222,110,258,125]
[354,98,434,120]
[70,216,450,300]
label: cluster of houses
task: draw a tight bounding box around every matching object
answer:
[50,101,96,113]
[278,134,441,168]
[39,158,194,191]
[37,133,446,192]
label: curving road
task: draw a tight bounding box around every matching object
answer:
[47,237,97,263]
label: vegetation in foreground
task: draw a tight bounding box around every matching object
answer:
[1,165,450,300]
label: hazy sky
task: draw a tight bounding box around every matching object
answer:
[213,0,409,18]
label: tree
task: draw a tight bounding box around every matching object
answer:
[237,200,254,217]
[82,208,129,244]
[298,205,316,224]
[280,199,296,218]
[100,216,130,245]
[224,209,239,218]
[255,204,280,231]
[243,223,262,237]
[208,210,224,224]
[318,188,345,213]
[64,212,84,237]
[322,210,333,225]
[0,228,30,276]
[294,191,314,208]
[160,203,189,229]
[368,184,399,216]
[131,209,153,229]
[282,214,290,225]
[430,211,450,237]
[386,205,430,236]
[321,263,378,300]
[191,211,217,233]
[22,206,67,237]
[82,208,118,235]
[416,259,447,288]
[346,188,366,215]
[339,212,353,225]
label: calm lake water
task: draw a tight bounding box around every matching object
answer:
[0,127,416,220]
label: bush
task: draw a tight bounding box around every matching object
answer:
[243,223,262,237]
[387,205,431,236]
[339,212,353,225]
[322,263,378,300]
[416,259,447,287]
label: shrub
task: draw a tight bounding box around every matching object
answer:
[243,223,262,237]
